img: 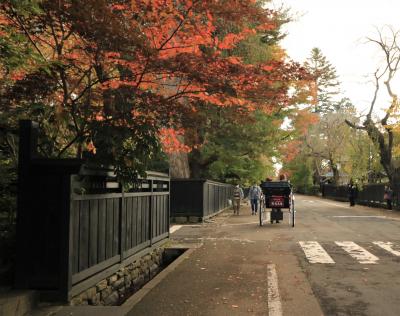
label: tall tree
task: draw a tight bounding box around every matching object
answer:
[0,0,304,182]
[304,47,341,113]
[181,8,309,182]
[345,27,400,197]
[305,109,355,184]
[342,126,382,184]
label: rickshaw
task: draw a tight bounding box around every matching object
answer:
[259,181,295,227]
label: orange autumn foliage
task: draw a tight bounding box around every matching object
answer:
[0,0,308,158]
[293,109,320,135]
[159,128,191,154]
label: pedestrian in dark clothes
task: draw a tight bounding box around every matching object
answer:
[348,180,357,207]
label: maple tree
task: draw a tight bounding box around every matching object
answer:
[0,0,309,182]
[278,106,320,190]
[179,10,310,182]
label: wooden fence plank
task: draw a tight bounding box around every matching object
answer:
[78,200,90,272]
[113,198,119,257]
[72,201,80,274]
[126,197,132,251]
[152,196,157,239]
[89,200,99,267]
[131,197,137,248]
[137,197,142,245]
[98,199,106,263]
[145,197,150,242]
[164,195,168,234]
[105,199,113,259]
[157,196,162,236]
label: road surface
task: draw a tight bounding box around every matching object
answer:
[129,195,400,316]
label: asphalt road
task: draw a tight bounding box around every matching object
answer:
[293,195,400,316]
[129,195,400,316]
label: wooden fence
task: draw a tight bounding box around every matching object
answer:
[322,183,390,208]
[15,120,170,301]
[170,179,233,220]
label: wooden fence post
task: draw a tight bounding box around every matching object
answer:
[15,120,38,288]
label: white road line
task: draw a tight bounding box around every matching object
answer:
[373,241,400,256]
[299,241,335,264]
[169,225,182,234]
[267,264,282,316]
[318,201,349,208]
[222,221,259,226]
[335,241,379,264]
[332,216,387,218]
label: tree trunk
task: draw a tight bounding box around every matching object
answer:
[168,151,190,179]
[188,149,219,179]
[331,163,340,185]
[189,149,203,179]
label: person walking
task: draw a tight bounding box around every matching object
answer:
[384,185,393,210]
[248,183,262,215]
[233,185,244,215]
[279,173,287,181]
[348,180,357,207]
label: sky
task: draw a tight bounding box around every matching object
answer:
[273,0,400,116]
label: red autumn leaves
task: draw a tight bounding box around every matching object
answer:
[1,0,308,156]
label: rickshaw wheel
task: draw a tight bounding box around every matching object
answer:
[291,199,295,227]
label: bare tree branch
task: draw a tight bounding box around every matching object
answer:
[367,69,383,118]
[344,119,366,130]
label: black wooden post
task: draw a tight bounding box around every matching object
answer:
[119,188,124,261]
[167,181,170,238]
[15,120,38,288]
[61,175,73,302]
[149,179,153,246]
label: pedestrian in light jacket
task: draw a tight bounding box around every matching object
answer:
[248,184,262,215]
[233,185,244,215]
[384,185,393,210]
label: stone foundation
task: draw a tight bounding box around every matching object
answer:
[172,216,201,223]
[70,247,165,306]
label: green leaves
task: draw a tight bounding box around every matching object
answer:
[187,108,281,184]
[304,47,341,113]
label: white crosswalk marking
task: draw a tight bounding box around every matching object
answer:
[373,241,400,256]
[335,241,379,264]
[299,241,335,264]
[299,241,400,264]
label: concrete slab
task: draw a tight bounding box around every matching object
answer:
[0,290,37,316]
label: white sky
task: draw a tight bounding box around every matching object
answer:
[275,0,400,116]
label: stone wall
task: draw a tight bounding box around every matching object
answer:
[71,247,165,306]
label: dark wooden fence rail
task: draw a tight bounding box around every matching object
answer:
[15,120,170,301]
[171,179,233,220]
[322,183,389,208]
[321,184,348,201]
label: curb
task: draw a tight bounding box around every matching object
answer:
[120,245,199,314]
[29,243,201,316]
